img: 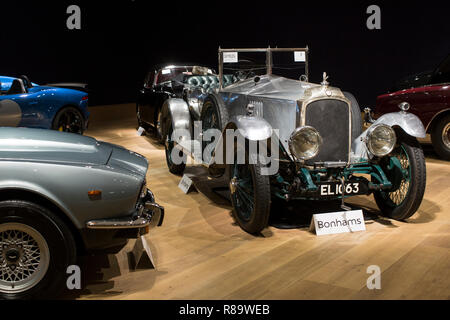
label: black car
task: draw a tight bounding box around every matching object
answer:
[136,64,216,142]
[388,54,450,92]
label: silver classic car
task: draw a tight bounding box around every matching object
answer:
[0,127,164,299]
[161,47,427,234]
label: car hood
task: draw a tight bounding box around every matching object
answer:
[0,128,148,176]
[221,74,320,101]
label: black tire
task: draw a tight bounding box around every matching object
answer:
[431,114,450,160]
[201,94,230,177]
[373,131,426,220]
[164,119,186,175]
[154,107,165,144]
[200,94,229,135]
[229,155,271,234]
[343,91,363,140]
[52,106,85,135]
[0,200,77,300]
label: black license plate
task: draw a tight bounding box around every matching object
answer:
[318,181,368,197]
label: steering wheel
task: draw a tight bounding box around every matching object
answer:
[234,70,256,81]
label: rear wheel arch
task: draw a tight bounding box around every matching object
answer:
[55,104,86,119]
[428,111,450,160]
[0,189,85,255]
[160,98,191,139]
[427,109,450,133]
[52,104,86,134]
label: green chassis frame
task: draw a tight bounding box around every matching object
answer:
[271,156,408,201]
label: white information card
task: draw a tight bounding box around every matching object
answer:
[294,51,306,62]
[223,52,238,63]
[178,174,194,194]
[310,210,366,236]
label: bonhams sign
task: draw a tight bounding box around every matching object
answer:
[310,210,366,236]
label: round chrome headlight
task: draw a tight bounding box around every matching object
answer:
[366,124,396,157]
[289,126,322,160]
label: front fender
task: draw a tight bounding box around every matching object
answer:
[225,115,273,141]
[0,181,77,228]
[372,112,426,138]
[352,111,426,161]
[209,115,274,168]
[160,98,192,139]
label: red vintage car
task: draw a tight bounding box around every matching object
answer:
[375,54,450,160]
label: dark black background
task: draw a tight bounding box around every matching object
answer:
[1,0,449,106]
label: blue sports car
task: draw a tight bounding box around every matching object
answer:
[0,75,89,134]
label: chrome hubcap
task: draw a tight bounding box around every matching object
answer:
[442,123,450,149]
[230,177,238,194]
[0,223,50,294]
[388,148,411,205]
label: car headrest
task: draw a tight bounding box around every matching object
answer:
[20,75,33,88]
[7,79,27,95]
[187,75,237,91]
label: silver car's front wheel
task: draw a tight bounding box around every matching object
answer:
[0,200,76,300]
[0,223,50,294]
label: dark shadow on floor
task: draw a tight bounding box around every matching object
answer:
[60,239,163,299]
[184,165,383,231]
[60,253,123,299]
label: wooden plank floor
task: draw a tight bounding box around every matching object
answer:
[70,103,449,300]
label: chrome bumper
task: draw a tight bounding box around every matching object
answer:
[86,190,164,230]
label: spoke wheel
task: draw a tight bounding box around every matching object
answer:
[200,95,229,177]
[0,223,50,294]
[164,120,186,175]
[230,164,255,222]
[442,123,450,149]
[373,131,426,220]
[386,146,411,206]
[431,114,450,160]
[52,107,84,134]
[200,98,226,152]
[229,158,271,234]
[0,200,76,300]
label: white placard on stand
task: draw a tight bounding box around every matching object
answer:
[137,126,145,136]
[178,174,194,194]
[294,51,306,62]
[310,210,366,236]
[223,52,238,63]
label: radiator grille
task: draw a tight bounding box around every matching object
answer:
[304,99,350,165]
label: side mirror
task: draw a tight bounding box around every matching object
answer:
[254,76,261,84]
[398,102,410,112]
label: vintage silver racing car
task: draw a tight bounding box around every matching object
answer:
[160,47,427,234]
